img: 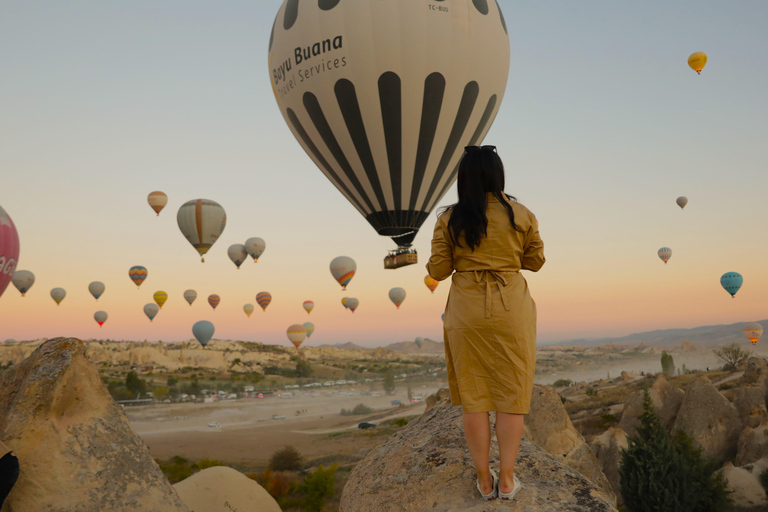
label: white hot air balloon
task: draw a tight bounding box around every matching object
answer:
[88,281,105,301]
[389,287,406,309]
[177,199,227,262]
[144,303,159,321]
[286,323,308,349]
[12,270,34,296]
[192,320,215,347]
[346,297,359,313]
[245,237,266,262]
[243,303,255,317]
[269,1,510,258]
[94,310,108,327]
[184,289,198,306]
[676,196,688,210]
[228,244,248,269]
[330,256,356,289]
[50,287,66,305]
[658,247,672,264]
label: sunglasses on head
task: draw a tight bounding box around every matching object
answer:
[464,145,497,153]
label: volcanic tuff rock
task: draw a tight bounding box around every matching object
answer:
[735,418,768,467]
[729,385,768,429]
[524,385,614,497]
[589,428,628,504]
[173,466,281,512]
[718,458,768,512]
[617,375,683,437]
[0,337,190,512]
[673,375,742,465]
[340,394,617,512]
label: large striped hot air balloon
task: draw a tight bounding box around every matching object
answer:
[657,247,672,264]
[184,289,197,305]
[0,205,20,300]
[287,324,308,349]
[154,291,168,309]
[177,199,227,262]
[50,287,66,305]
[743,322,763,345]
[268,0,510,258]
[12,270,34,296]
[424,275,438,293]
[208,294,221,310]
[88,281,105,301]
[256,292,272,311]
[147,191,168,216]
[129,266,148,289]
[330,256,356,289]
[303,300,314,314]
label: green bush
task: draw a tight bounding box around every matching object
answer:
[585,387,598,397]
[269,445,303,471]
[299,464,338,512]
[552,378,573,387]
[391,418,409,427]
[340,403,373,416]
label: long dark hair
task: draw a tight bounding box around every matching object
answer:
[442,146,518,250]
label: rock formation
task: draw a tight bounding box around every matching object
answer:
[719,458,768,512]
[589,427,628,503]
[0,441,19,509]
[173,466,281,512]
[524,385,613,497]
[0,337,190,512]
[617,375,683,436]
[729,385,768,429]
[340,394,617,512]
[673,375,741,465]
[735,418,768,467]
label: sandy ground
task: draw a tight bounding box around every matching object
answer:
[128,384,443,467]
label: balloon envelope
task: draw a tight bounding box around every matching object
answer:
[720,272,743,298]
[0,205,20,300]
[154,291,168,309]
[415,336,424,348]
[144,303,159,321]
[244,237,266,262]
[88,281,105,300]
[243,303,255,317]
[256,292,272,311]
[303,300,314,314]
[94,310,108,326]
[657,247,672,264]
[346,297,359,312]
[228,244,248,269]
[303,321,315,338]
[12,270,34,296]
[389,287,406,308]
[50,287,66,305]
[208,294,221,310]
[269,0,510,247]
[147,191,168,216]
[330,256,356,289]
[287,324,307,348]
[688,52,707,74]
[129,266,148,288]
[341,297,349,309]
[424,275,438,293]
[743,322,763,345]
[676,196,688,209]
[184,289,197,305]
[177,199,227,262]
[192,320,215,347]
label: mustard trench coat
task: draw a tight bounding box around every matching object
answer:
[427,194,545,414]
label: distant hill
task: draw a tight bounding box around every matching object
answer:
[544,319,767,349]
[384,338,444,355]
[331,342,369,351]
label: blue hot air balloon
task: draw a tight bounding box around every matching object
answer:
[192,320,215,347]
[720,272,743,298]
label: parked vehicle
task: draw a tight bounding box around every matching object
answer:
[391,400,402,405]
[272,414,286,420]
[358,422,376,429]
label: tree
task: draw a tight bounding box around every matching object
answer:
[619,389,731,512]
[300,464,338,512]
[269,445,303,471]
[382,368,396,395]
[125,371,146,397]
[713,343,751,372]
[296,359,313,378]
[660,351,675,377]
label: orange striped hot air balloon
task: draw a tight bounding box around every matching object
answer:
[287,324,307,349]
[208,294,220,310]
[129,266,147,289]
[303,300,314,314]
[256,292,272,311]
[424,275,438,293]
[177,199,227,262]
[147,191,168,216]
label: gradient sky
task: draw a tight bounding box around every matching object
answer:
[1,1,767,347]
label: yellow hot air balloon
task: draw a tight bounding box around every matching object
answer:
[743,322,763,345]
[424,275,439,294]
[154,291,168,309]
[688,52,707,74]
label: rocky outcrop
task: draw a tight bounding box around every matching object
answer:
[589,428,628,503]
[730,386,768,428]
[525,385,613,497]
[719,458,768,512]
[617,375,683,436]
[340,395,617,512]
[673,376,741,464]
[735,419,768,467]
[742,357,768,386]
[0,441,19,509]
[173,466,281,512]
[0,337,190,512]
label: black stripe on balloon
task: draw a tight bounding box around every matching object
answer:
[364,211,430,247]
[303,92,377,213]
[284,0,299,30]
[429,94,498,211]
[269,17,276,51]
[334,79,389,213]
[286,107,367,214]
[378,72,402,212]
[473,0,489,15]
[408,72,446,218]
[495,0,508,34]
[419,81,479,212]
[318,0,340,10]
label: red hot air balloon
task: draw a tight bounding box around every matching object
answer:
[0,205,20,300]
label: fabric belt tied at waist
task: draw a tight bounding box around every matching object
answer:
[456,270,518,318]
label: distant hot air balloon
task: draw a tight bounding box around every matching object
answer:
[193,320,215,347]
[12,270,34,296]
[94,310,108,327]
[256,292,272,311]
[720,272,743,298]
[342,297,349,309]
[389,287,406,308]
[184,289,197,305]
[441,313,445,322]
[415,336,424,348]
[228,244,248,269]
[658,247,672,264]
[303,300,314,314]
[147,191,168,216]
[244,237,266,262]
[676,197,688,210]
[154,291,168,309]
[743,322,763,345]
[287,324,308,349]
[688,52,707,74]
[346,297,359,313]
[50,287,66,305]
[303,321,315,338]
[88,281,105,301]
[177,199,227,262]
[269,0,510,257]
[144,303,159,321]
[208,294,220,310]
[424,276,439,293]
[0,205,20,301]
[243,303,255,317]
[330,256,356,290]
[129,266,148,289]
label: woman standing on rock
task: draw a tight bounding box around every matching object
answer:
[427,145,545,501]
